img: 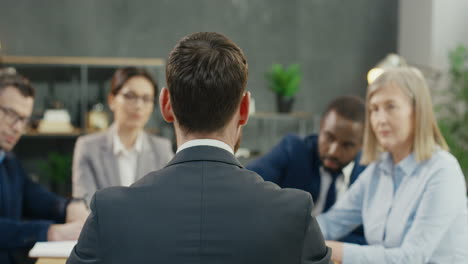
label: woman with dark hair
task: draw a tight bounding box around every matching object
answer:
[72,67,174,205]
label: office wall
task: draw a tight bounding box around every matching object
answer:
[0,0,398,115]
[0,1,398,190]
[399,0,468,70]
[432,0,468,69]
[398,0,433,68]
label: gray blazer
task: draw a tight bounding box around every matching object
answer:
[72,127,174,205]
[68,146,331,264]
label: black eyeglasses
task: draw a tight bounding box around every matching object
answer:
[119,91,155,106]
[0,106,31,130]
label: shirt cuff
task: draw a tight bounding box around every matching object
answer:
[53,197,69,223]
[316,215,328,239]
[342,242,362,264]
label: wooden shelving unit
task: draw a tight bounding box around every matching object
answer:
[2,55,165,135]
[24,129,83,138]
[1,56,167,196]
[2,55,165,67]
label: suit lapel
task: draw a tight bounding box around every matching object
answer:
[0,161,10,217]
[135,133,153,181]
[303,135,322,204]
[349,152,364,186]
[100,128,120,187]
[2,155,21,217]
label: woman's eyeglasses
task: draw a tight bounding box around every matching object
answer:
[119,92,155,106]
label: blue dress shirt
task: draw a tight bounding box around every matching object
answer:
[0,151,5,163]
[317,150,468,263]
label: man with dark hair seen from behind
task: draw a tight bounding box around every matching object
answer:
[68,32,331,264]
[0,69,88,264]
[248,95,367,244]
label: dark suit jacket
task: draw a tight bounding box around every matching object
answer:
[68,146,332,264]
[247,134,367,244]
[0,152,67,264]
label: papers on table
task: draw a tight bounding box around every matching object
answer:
[29,240,77,258]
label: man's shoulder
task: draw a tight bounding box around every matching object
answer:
[240,168,313,203]
[94,166,311,204]
[281,133,308,144]
[93,167,175,201]
[93,185,129,203]
[280,133,317,151]
[272,134,318,165]
[243,170,314,221]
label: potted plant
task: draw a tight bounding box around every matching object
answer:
[266,63,301,113]
[39,152,72,196]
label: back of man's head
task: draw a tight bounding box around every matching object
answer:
[166,32,248,134]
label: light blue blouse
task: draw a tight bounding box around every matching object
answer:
[317,150,468,263]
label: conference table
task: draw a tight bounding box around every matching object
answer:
[29,241,75,264]
[36,258,67,264]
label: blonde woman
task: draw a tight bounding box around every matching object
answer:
[317,67,468,263]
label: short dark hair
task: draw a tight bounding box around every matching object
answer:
[110,67,158,96]
[166,32,248,134]
[322,95,365,124]
[0,69,35,97]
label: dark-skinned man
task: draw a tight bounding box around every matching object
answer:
[248,96,367,244]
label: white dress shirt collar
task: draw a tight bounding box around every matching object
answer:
[312,161,355,216]
[113,129,143,156]
[177,139,234,155]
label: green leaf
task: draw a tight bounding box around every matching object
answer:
[265,63,301,97]
[38,152,72,183]
[436,44,468,181]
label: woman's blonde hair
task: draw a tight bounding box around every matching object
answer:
[361,67,448,165]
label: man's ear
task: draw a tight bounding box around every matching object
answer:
[159,87,175,123]
[238,91,250,126]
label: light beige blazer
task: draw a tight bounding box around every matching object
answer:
[72,126,174,205]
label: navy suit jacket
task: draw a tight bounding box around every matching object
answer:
[247,134,367,244]
[0,152,68,264]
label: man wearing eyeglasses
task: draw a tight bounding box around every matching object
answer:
[0,70,88,264]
